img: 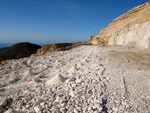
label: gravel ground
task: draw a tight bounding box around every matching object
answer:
[0,45,150,113]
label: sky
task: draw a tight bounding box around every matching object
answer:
[0,0,148,45]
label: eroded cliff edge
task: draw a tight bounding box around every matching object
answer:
[88,2,150,49]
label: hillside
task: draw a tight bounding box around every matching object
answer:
[0,47,8,52]
[88,1,150,49]
[0,42,41,61]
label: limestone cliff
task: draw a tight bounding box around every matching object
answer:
[88,2,150,49]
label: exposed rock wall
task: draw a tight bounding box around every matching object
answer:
[31,43,73,56]
[88,2,150,49]
[109,21,150,49]
[31,42,88,56]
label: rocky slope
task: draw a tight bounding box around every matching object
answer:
[0,45,150,113]
[88,1,150,49]
[31,42,87,56]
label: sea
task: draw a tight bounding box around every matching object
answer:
[0,43,46,48]
[0,43,14,48]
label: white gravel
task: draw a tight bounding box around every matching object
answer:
[0,45,150,113]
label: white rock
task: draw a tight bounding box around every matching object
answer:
[51,109,59,113]
[46,74,65,86]
[70,81,76,88]
[34,106,42,113]
[93,111,99,113]
[42,109,48,113]
[27,60,32,65]
[113,107,118,112]
[69,90,77,97]
[18,100,24,106]
[75,78,82,84]
[23,69,33,76]
[4,108,13,113]
[87,98,94,104]
[61,102,67,107]
[40,102,45,107]
[37,74,44,78]
[26,104,30,108]
[76,62,82,69]
[74,109,79,113]
[55,96,61,103]
[106,77,110,80]
[33,76,40,83]
[96,98,103,104]
[93,104,102,111]
[68,66,77,74]
[65,78,70,84]
[0,97,7,107]
[44,64,49,69]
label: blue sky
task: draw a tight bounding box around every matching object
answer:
[0,0,148,44]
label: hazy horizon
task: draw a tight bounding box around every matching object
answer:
[0,40,82,47]
[0,0,148,44]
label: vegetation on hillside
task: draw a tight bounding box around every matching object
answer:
[0,42,41,61]
[0,47,9,52]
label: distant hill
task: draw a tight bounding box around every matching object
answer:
[0,47,9,52]
[0,42,41,61]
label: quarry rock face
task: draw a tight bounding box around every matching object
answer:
[31,42,87,56]
[31,43,72,56]
[88,2,150,49]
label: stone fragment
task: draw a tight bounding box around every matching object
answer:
[8,78,19,84]
[26,104,30,108]
[40,102,45,107]
[61,102,67,107]
[93,111,99,113]
[74,109,79,113]
[106,77,110,80]
[34,106,42,113]
[18,100,24,106]
[23,69,33,76]
[42,109,47,113]
[4,108,13,113]
[68,66,77,74]
[33,76,40,83]
[76,62,82,69]
[96,98,103,104]
[0,97,7,107]
[65,78,70,84]
[113,107,118,112]
[70,81,76,88]
[75,78,82,84]
[69,90,77,97]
